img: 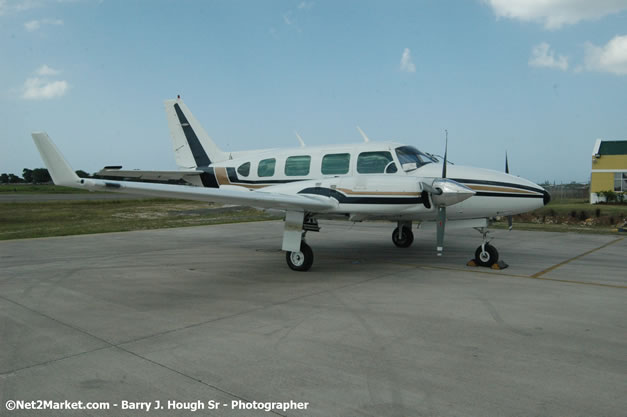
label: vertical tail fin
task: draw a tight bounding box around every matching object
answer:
[164,97,228,169]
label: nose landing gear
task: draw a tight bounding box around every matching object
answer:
[475,243,499,267]
[469,227,508,269]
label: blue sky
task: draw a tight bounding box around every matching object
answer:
[1,0,626,183]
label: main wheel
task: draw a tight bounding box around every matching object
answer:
[392,227,414,248]
[474,244,499,267]
[286,242,314,271]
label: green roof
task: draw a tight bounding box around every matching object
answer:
[599,140,627,155]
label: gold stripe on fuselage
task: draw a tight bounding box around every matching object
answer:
[214,167,268,189]
[468,185,539,194]
[336,188,420,196]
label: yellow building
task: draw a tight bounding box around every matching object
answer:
[590,139,627,203]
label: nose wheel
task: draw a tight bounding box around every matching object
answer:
[474,243,499,267]
[469,227,507,269]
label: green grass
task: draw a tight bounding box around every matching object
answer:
[2,196,625,241]
[0,184,95,194]
[0,199,280,240]
[534,200,626,217]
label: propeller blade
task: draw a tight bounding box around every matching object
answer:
[505,152,512,230]
[435,130,449,255]
[442,130,448,179]
[436,206,446,256]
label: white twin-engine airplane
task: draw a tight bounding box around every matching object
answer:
[32,97,550,271]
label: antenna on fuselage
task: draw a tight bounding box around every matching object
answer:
[356,126,370,143]
[294,131,306,147]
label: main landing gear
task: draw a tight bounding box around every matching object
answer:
[286,242,314,271]
[283,212,319,272]
[392,221,414,248]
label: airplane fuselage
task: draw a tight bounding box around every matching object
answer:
[193,141,548,221]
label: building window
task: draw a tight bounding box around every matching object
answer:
[257,158,276,177]
[615,172,627,192]
[357,151,394,174]
[321,153,350,175]
[285,155,311,176]
[237,162,250,177]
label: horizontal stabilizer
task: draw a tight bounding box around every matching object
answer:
[97,168,203,181]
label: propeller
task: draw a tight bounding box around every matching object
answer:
[505,152,513,230]
[435,131,448,256]
[420,130,475,256]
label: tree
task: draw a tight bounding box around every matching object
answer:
[0,173,8,184]
[75,170,90,178]
[32,168,51,183]
[8,174,24,183]
[22,168,33,183]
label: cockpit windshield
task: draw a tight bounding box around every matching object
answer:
[395,146,438,171]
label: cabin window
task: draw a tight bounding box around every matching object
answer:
[357,151,394,174]
[385,162,398,174]
[257,158,276,177]
[395,146,437,171]
[237,162,250,177]
[321,153,350,175]
[285,155,311,176]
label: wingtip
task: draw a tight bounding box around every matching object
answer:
[30,131,80,186]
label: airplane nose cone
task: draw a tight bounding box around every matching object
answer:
[543,190,551,206]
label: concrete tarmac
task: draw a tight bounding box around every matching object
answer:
[0,221,625,417]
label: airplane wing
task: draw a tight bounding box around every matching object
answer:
[97,167,203,181]
[32,132,336,212]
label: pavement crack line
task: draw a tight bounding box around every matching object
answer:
[531,237,625,279]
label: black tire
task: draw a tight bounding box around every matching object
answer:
[286,242,314,271]
[474,244,499,267]
[392,227,414,248]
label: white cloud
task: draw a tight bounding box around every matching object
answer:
[24,17,63,32]
[21,65,68,100]
[0,0,41,16]
[584,35,627,75]
[36,64,60,76]
[282,12,294,26]
[400,48,416,73]
[297,1,314,9]
[24,19,40,31]
[484,0,627,29]
[529,42,569,70]
[22,77,68,100]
